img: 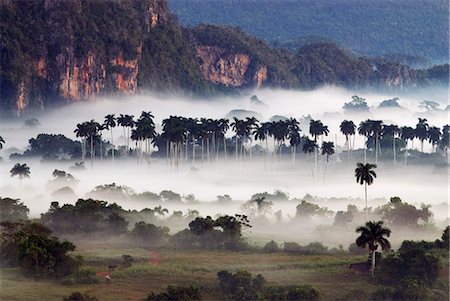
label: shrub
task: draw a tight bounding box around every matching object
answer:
[217,270,265,300]
[63,292,98,301]
[286,285,319,301]
[263,240,279,252]
[122,254,134,268]
[376,249,440,286]
[145,285,201,301]
[370,287,395,300]
[61,269,99,285]
[393,278,429,300]
[283,242,301,252]
[263,285,319,301]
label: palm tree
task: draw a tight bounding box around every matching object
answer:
[302,138,317,182]
[217,118,230,159]
[287,118,301,164]
[85,120,101,167]
[415,118,429,153]
[0,136,4,149]
[358,120,372,164]
[427,126,441,152]
[340,120,356,159]
[382,124,400,165]
[10,163,30,189]
[439,125,449,163]
[104,114,116,161]
[400,126,415,165]
[321,141,335,183]
[355,162,377,218]
[355,221,391,278]
[369,120,383,164]
[153,205,169,219]
[117,114,135,154]
[321,142,335,163]
[74,122,89,162]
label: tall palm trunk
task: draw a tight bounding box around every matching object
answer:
[90,135,94,168]
[192,136,196,164]
[364,136,367,164]
[371,248,376,279]
[364,182,368,219]
[110,129,114,162]
[223,136,227,159]
[235,136,238,160]
[375,134,379,164]
[393,135,396,165]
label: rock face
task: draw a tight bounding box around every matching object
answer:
[0,0,443,116]
[147,0,169,29]
[196,45,268,88]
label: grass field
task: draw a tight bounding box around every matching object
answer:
[1,245,447,301]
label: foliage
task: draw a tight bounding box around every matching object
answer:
[0,221,82,278]
[40,198,126,234]
[217,270,266,300]
[296,200,330,219]
[61,269,99,285]
[240,197,273,217]
[19,134,81,160]
[263,240,279,253]
[375,197,432,229]
[63,292,99,301]
[282,242,330,255]
[0,197,29,223]
[145,285,201,301]
[184,215,251,250]
[170,0,448,61]
[376,249,440,286]
[131,222,170,247]
[343,95,369,112]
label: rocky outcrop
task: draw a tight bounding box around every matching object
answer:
[196,45,268,88]
[147,0,169,30]
[58,51,105,101]
[109,50,140,94]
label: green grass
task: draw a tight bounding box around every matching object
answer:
[3,247,447,301]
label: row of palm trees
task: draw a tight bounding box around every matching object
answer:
[73,113,449,166]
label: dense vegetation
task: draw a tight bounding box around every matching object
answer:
[170,0,449,63]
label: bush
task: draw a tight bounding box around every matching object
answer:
[283,242,301,252]
[217,270,266,300]
[63,292,98,301]
[145,285,201,301]
[263,285,319,301]
[61,269,99,285]
[263,240,279,252]
[376,249,440,286]
[370,287,395,300]
[286,285,320,301]
[131,222,169,246]
[393,278,429,300]
[122,254,134,268]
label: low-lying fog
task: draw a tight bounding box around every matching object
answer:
[0,85,448,228]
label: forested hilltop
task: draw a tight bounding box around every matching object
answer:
[170,0,449,64]
[1,0,448,116]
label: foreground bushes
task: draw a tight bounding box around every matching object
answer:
[61,269,99,285]
[145,285,201,301]
[63,292,98,301]
[264,285,319,301]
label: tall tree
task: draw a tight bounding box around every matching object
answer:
[104,114,116,161]
[427,126,441,152]
[439,125,449,163]
[340,120,356,159]
[74,122,89,162]
[400,126,415,165]
[415,118,429,153]
[355,221,391,278]
[358,120,372,164]
[355,162,377,218]
[302,138,317,182]
[382,124,400,165]
[321,141,335,183]
[10,163,30,189]
[287,118,301,164]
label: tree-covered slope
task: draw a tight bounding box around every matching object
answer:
[169,0,449,63]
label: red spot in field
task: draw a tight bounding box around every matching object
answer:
[149,251,160,266]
